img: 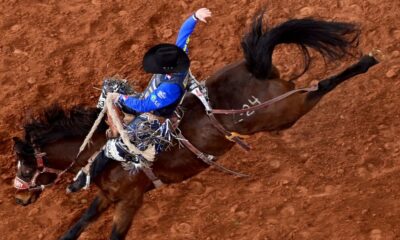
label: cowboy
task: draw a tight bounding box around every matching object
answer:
[67,8,212,193]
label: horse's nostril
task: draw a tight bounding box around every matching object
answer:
[15,198,26,206]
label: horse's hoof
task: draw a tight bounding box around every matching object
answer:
[368,49,386,63]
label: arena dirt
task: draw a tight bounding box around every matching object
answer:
[0,0,399,239]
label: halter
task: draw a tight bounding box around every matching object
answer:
[14,147,72,191]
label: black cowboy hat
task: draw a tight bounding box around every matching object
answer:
[142,43,190,74]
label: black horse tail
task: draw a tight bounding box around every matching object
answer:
[241,11,359,80]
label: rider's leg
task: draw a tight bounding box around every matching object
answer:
[67,150,112,193]
[67,137,131,193]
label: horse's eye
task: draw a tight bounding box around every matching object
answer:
[21,168,33,178]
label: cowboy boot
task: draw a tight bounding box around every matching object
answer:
[66,170,89,193]
[66,150,111,193]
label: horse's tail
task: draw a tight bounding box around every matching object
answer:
[241,11,359,80]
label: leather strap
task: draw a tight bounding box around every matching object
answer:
[178,133,249,177]
[212,85,318,115]
[142,167,163,188]
[207,113,251,151]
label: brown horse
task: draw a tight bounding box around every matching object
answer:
[13,13,378,240]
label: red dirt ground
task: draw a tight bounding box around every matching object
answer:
[1,0,400,239]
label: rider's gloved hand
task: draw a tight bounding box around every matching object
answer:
[106,92,136,115]
[105,92,121,105]
[194,8,212,23]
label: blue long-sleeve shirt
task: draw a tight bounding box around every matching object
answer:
[119,77,183,112]
[118,15,198,114]
[176,15,198,53]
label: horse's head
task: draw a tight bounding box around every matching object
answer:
[12,105,108,206]
[13,137,57,206]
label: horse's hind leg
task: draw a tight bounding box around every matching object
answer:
[306,55,378,105]
[60,192,110,240]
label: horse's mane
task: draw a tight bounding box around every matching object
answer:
[24,104,107,146]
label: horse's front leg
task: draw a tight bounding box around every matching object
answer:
[110,190,145,240]
[60,192,110,240]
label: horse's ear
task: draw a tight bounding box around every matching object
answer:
[12,137,25,154]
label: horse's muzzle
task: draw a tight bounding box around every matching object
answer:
[15,190,40,206]
[15,197,30,206]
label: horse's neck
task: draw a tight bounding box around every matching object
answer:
[42,134,106,173]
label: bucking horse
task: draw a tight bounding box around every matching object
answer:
[12,12,378,240]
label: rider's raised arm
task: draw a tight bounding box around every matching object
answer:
[175,8,211,53]
[175,14,198,53]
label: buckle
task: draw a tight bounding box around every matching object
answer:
[225,132,250,142]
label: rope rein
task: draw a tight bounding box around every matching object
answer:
[76,93,155,162]
[105,93,155,161]
[76,107,106,158]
